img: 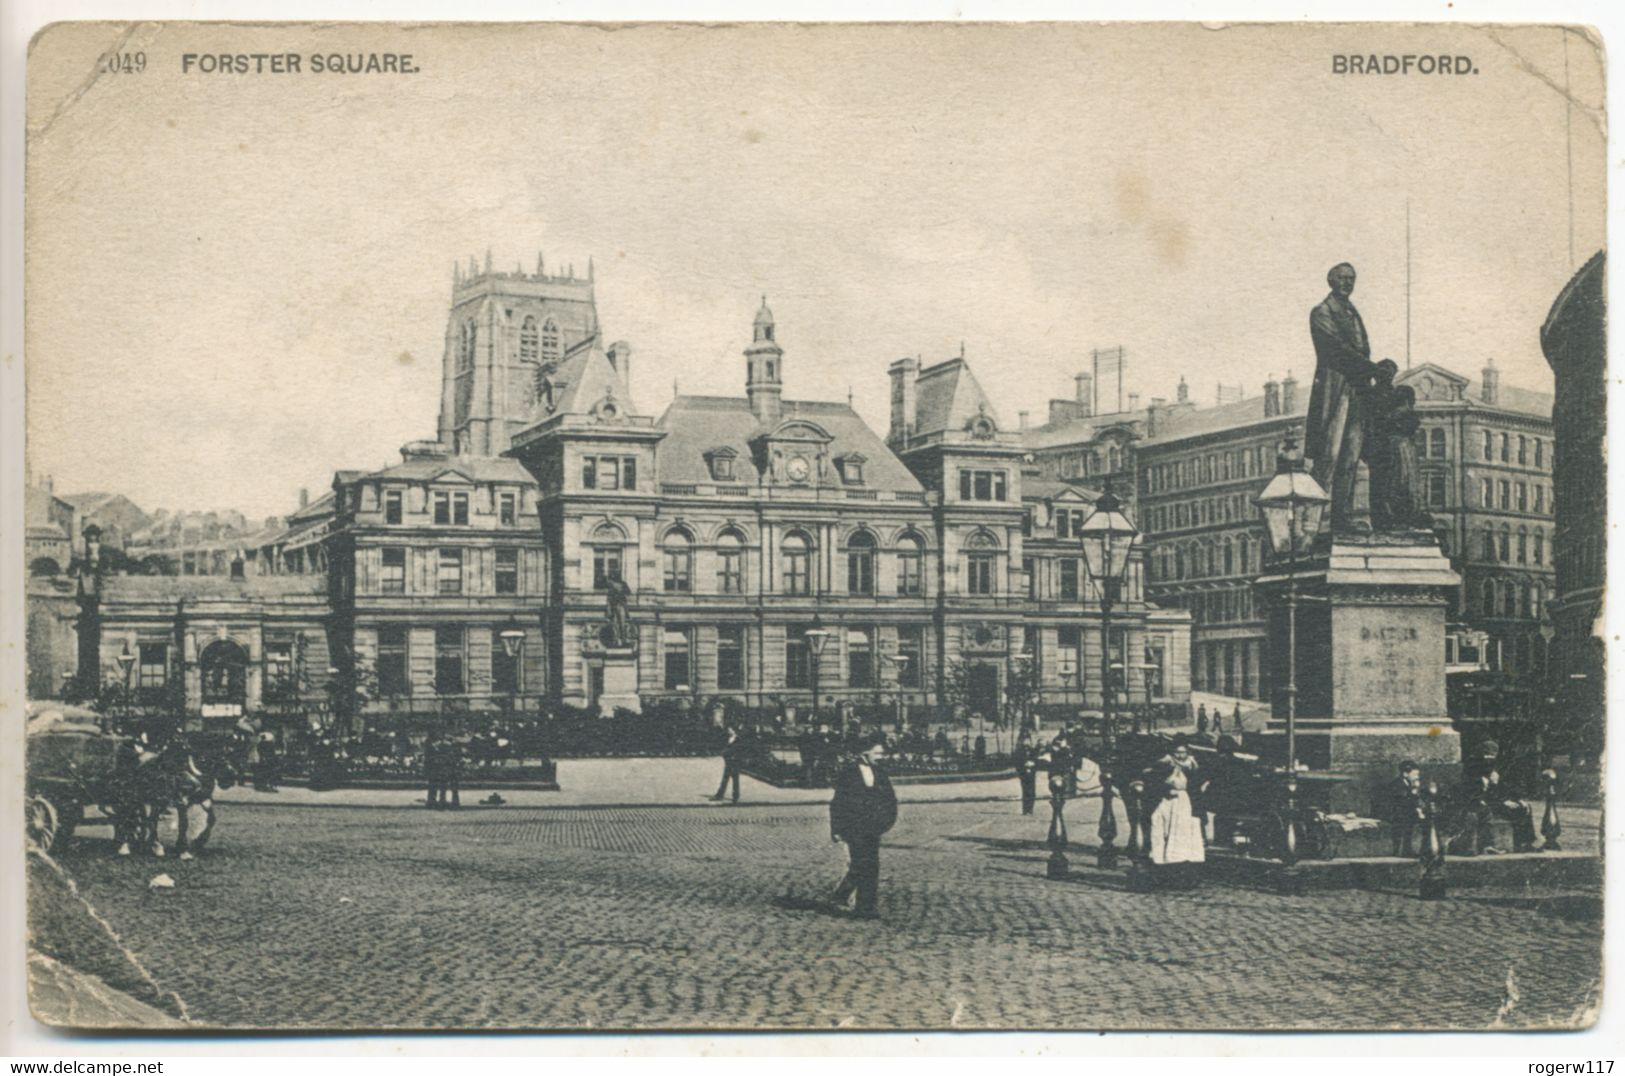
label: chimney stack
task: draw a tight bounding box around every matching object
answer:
[888,357,920,447]
[1176,377,1189,404]
[1263,375,1281,418]
[1481,358,1500,405]
[1018,410,1029,430]
[299,487,310,508]
[1073,372,1094,417]
[1280,373,1299,414]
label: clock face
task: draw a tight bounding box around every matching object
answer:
[786,456,810,482]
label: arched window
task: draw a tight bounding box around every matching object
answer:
[520,316,539,362]
[896,533,924,597]
[1517,528,1528,564]
[1223,538,1234,576]
[1482,429,1493,459]
[1520,581,1533,618]
[716,529,745,594]
[541,318,562,362]
[781,532,812,595]
[1108,446,1121,472]
[591,522,626,590]
[1238,536,1251,575]
[662,529,692,592]
[1499,525,1510,562]
[1517,436,1528,465]
[1499,433,1510,463]
[462,320,478,371]
[1531,584,1543,619]
[1174,548,1186,580]
[1483,527,1496,561]
[1533,530,1544,565]
[1481,578,1496,616]
[964,531,999,595]
[1429,429,1446,459]
[1503,580,1517,618]
[1534,439,1544,468]
[846,530,876,595]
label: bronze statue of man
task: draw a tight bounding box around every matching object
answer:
[604,574,633,648]
[1307,262,1379,532]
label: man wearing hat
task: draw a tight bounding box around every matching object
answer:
[828,734,898,919]
[1382,760,1426,857]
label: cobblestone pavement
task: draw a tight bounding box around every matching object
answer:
[48,760,1601,1031]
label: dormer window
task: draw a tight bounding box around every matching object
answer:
[705,448,738,482]
[836,453,867,485]
[432,490,469,525]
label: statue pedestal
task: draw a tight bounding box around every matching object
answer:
[596,647,641,717]
[1257,534,1461,812]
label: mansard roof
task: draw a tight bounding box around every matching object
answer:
[655,395,924,492]
[913,358,1003,438]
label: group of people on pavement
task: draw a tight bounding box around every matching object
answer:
[1194,701,1243,738]
[423,731,464,809]
[1379,748,1547,857]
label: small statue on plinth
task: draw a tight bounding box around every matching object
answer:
[604,575,634,648]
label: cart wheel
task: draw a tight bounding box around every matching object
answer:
[26,796,59,853]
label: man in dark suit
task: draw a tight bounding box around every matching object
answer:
[1013,730,1039,815]
[711,724,743,804]
[829,734,898,919]
[1308,262,1380,533]
[1382,761,1425,856]
[1465,767,1538,853]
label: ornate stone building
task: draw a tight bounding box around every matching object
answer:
[62,259,1192,723]
[1023,357,1555,703]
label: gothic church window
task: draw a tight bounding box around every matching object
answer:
[541,319,561,363]
[520,316,539,362]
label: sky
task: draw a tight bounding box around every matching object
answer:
[24,21,1606,520]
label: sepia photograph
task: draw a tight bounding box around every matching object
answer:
[12,16,1609,1036]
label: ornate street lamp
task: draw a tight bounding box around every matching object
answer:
[1077,481,1140,869]
[499,618,527,716]
[114,644,136,734]
[805,616,831,726]
[1009,650,1035,734]
[883,652,910,733]
[1254,433,1329,866]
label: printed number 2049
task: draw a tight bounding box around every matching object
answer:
[100,52,146,74]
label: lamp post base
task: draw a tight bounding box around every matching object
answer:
[1096,846,1119,870]
[1046,849,1070,879]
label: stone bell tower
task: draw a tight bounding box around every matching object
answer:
[437,250,601,457]
[745,296,783,425]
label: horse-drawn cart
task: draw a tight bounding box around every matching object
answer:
[25,708,135,854]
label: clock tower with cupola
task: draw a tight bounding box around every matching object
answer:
[745,296,784,425]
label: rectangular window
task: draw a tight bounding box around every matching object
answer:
[718,547,744,594]
[381,547,406,594]
[593,546,622,591]
[495,547,519,595]
[966,553,996,595]
[1517,483,1528,512]
[1534,531,1545,565]
[897,546,923,597]
[498,491,517,526]
[1058,627,1081,680]
[437,548,463,594]
[1059,558,1080,601]
[1024,557,1036,600]
[137,642,167,689]
[434,625,464,695]
[384,489,403,524]
[582,457,597,490]
[264,640,295,701]
[491,628,520,696]
[377,627,409,696]
[582,456,636,492]
[623,458,637,491]
[1499,481,1510,510]
[1481,478,1493,507]
[1535,486,1545,514]
[897,626,924,688]
[848,628,874,688]
[1427,473,1447,508]
[783,547,811,595]
[785,629,811,689]
[664,627,692,690]
[959,469,1007,502]
[717,626,745,690]
[431,491,469,525]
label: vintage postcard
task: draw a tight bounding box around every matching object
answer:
[18,20,1606,1032]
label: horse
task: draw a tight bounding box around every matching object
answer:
[127,732,247,859]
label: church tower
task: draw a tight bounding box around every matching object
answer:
[437,251,601,457]
[745,296,783,425]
